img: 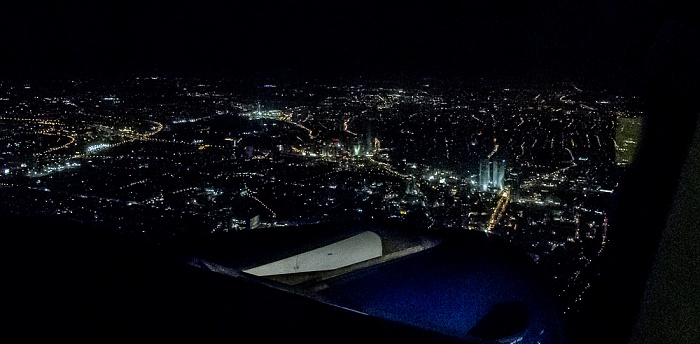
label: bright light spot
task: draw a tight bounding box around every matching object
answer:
[86,143,110,152]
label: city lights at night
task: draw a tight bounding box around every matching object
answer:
[2,2,697,344]
[0,76,641,305]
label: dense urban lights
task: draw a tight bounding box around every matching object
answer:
[0,77,642,315]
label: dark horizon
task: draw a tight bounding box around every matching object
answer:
[1,1,687,85]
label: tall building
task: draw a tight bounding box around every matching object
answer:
[492,160,500,189]
[479,159,491,191]
[497,159,505,189]
[479,158,507,191]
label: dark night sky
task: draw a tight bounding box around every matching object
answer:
[0,1,692,82]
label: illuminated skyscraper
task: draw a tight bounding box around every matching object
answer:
[352,143,362,156]
[479,159,491,191]
[479,158,507,191]
[492,160,500,188]
[497,159,506,189]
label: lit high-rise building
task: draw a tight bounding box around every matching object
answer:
[479,159,491,191]
[497,159,506,189]
[492,160,500,188]
[479,158,507,191]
